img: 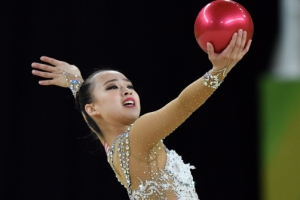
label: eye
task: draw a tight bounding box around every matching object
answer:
[127,85,134,89]
[106,85,118,90]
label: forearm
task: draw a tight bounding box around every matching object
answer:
[177,68,225,113]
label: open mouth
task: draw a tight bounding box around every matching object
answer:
[124,100,135,106]
[123,98,135,107]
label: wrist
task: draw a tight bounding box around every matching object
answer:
[210,67,228,79]
[62,71,83,97]
[203,68,227,89]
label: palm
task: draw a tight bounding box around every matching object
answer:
[207,29,252,76]
[32,56,82,88]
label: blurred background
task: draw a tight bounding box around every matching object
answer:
[0,0,299,199]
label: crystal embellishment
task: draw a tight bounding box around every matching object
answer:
[203,68,227,89]
[62,71,83,97]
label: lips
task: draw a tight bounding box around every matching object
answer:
[123,97,135,107]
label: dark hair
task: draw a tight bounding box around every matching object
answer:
[75,69,118,139]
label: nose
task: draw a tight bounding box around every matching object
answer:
[122,87,132,96]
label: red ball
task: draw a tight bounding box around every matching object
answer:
[194,0,254,53]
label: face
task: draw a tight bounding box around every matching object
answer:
[88,71,140,125]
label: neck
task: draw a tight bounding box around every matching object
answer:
[99,121,131,149]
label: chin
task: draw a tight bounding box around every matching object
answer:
[129,115,139,123]
[125,113,139,124]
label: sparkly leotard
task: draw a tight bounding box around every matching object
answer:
[108,133,198,199]
[107,74,222,199]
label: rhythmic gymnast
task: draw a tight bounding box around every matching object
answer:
[32,29,251,199]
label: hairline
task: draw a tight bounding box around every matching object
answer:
[88,69,123,101]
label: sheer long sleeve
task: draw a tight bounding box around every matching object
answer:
[129,74,220,159]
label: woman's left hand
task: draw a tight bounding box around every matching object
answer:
[207,29,252,75]
[32,56,82,88]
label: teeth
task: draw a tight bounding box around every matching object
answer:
[124,100,134,105]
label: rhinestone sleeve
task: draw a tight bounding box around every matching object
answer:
[128,72,222,156]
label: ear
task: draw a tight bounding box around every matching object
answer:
[85,103,100,117]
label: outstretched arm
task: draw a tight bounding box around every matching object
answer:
[32,56,83,87]
[129,30,252,158]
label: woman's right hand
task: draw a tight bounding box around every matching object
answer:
[32,56,82,88]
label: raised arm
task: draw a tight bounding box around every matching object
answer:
[129,30,252,157]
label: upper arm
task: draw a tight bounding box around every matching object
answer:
[130,99,191,156]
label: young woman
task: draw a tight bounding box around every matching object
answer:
[32,30,251,199]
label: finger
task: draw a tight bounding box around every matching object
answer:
[230,29,243,58]
[236,31,247,57]
[207,43,215,60]
[239,39,252,58]
[225,36,251,69]
[38,80,55,86]
[239,31,247,52]
[31,63,60,73]
[32,69,58,79]
[40,56,62,66]
[222,32,238,55]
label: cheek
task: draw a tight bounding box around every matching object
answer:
[102,95,120,108]
[134,94,141,106]
[95,94,120,111]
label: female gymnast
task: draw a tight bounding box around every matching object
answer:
[31,29,251,199]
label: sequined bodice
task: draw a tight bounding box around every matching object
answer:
[108,132,199,200]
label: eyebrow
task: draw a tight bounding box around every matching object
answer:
[103,78,131,86]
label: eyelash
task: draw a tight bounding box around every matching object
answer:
[107,85,134,90]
